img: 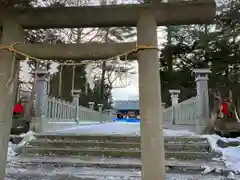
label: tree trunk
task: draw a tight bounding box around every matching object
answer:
[166,26,173,73]
[100,61,106,104]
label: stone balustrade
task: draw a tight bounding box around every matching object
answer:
[164,97,197,125]
[30,69,113,133]
[32,97,112,133]
[45,97,77,122]
[163,69,211,133]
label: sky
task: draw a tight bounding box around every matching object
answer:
[111,61,139,100]
[21,61,139,100]
[112,28,166,100]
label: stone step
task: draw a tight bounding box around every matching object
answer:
[8,156,224,174]
[28,140,210,152]
[6,159,229,180]
[34,134,207,144]
[22,147,216,160]
[6,170,229,180]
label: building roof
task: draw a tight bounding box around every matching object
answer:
[114,100,139,110]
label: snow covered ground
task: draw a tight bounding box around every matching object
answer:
[6,122,240,177]
[47,122,240,174]
[205,134,240,174]
[5,167,234,180]
[8,143,16,157]
[8,131,35,158]
[49,122,197,136]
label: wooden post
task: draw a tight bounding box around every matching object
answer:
[137,12,165,180]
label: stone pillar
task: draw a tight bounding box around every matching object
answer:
[88,102,94,109]
[34,69,49,118]
[98,103,104,123]
[162,103,166,108]
[137,13,165,180]
[193,69,211,133]
[97,104,103,112]
[169,90,180,125]
[161,103,165,123]
[169,89,180,105]
[71,90,81,122]
[71,89,81,105]
[0,20,23,179]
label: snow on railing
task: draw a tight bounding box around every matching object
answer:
[77,105,112,122]
[164,97,197,125]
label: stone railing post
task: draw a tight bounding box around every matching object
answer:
[88,102,95,110]
[161,102,165,124]
[97,104,103,123]
[71,89,81,122]
[169,89,180,125]
[193,68,211,133]
[34,69,49,118]
[32,69,49,134]
[169,89,180,105]
[162,103,166,108]
[97,103,103,112]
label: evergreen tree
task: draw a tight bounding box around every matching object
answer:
[159,0,240,110]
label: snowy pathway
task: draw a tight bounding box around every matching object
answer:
[49,122,197,136]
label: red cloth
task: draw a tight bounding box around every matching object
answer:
[221,102,232,117]
[13,104,24,113]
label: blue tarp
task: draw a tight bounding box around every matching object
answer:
[113,118,140,123]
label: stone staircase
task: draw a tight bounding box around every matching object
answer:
[22,134,214,160]
[6,134,225,180]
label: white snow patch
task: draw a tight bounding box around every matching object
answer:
[205,134,240,174]
[52,122,197,137]
[47,122,100,124]
[8,131,36,159]
[8,142,16,158]
[163,129,197,137]
[53,122,140,136]
[228,171,236,180]
[17,131,36,148]
[201,165,215,174]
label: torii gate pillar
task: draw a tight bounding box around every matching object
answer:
[0,19,23,179]
[137,12,165,180]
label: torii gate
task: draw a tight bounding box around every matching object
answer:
[0,1,215,179]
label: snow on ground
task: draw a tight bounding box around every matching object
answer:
[50,122,197,137]
[5,167,234,180]
[7,122,240,177]
[47,122,102,124]
[47,122,240,174]
[205,134,240,174]
[8,143,16,157]
[164,129,197,136]
[8,131,36,159]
